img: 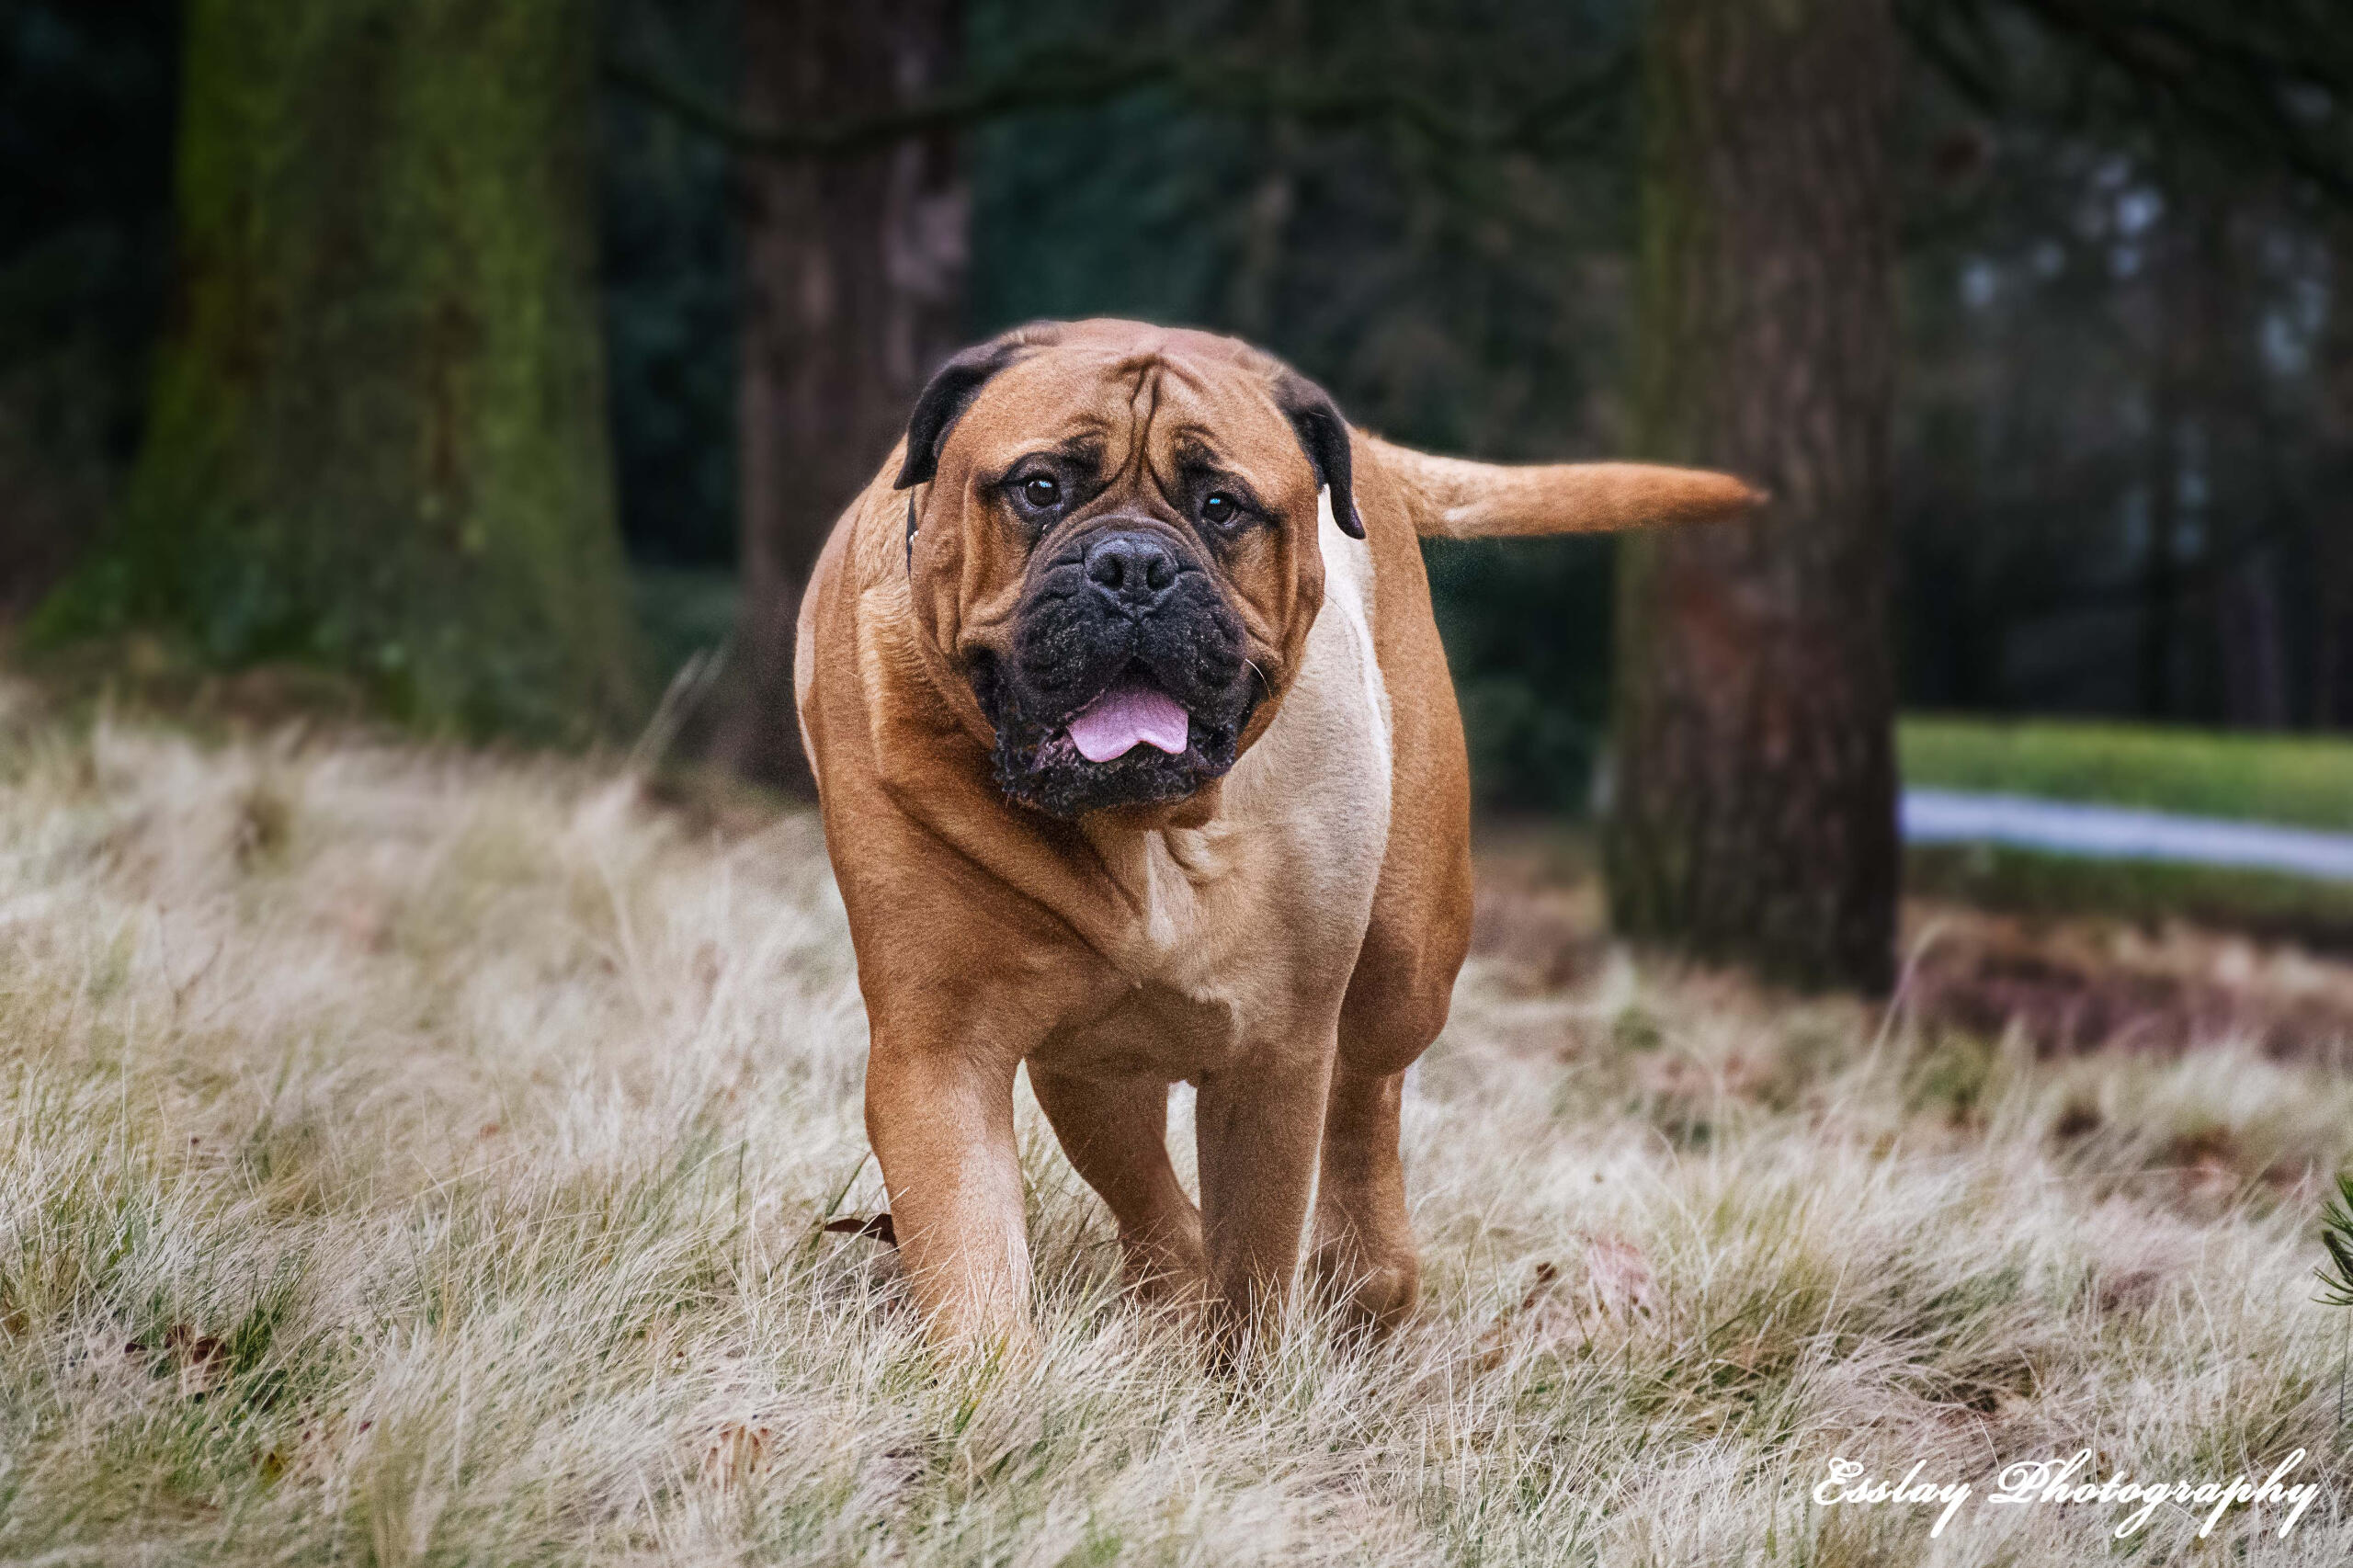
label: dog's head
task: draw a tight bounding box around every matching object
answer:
[893,320,1356,821]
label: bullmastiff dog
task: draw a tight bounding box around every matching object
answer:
[794,319,1756,1356]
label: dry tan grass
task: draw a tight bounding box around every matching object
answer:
[5,699,2353,1563]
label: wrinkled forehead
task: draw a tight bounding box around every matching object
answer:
[950,335,1313,489]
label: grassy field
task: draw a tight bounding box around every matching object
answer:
[1900,716,2353,832]
[1904,845,2353,954]
[1899,717,2353,944]
[6,695,2353,1563]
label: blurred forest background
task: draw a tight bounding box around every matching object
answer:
[5,0,2352,990]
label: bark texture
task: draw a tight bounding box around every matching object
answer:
[719,0,967,789]
[43,0,637,738]
[2313,216,2353,731]
[1607,0,1900,993]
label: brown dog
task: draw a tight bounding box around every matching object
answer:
[794,320,1755,1355]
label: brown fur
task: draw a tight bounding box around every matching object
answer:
[793,320,1756,1356]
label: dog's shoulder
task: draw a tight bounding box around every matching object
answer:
[793,451,921,755]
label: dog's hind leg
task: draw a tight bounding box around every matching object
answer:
[1029,1067,1209,1312]
[1313,744,1472,1335]
[1311,1061,1418,1333]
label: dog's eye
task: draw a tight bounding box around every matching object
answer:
[1201,492,1241,528]
[1017,475,1061,511]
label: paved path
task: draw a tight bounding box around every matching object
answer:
[1902,789,2353,883]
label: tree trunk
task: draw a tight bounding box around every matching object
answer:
[2321,557,2350,730]
[718,0,966,790]
[2219,550,2292,729]
[2139,203,2189,721]
[1605,0,1899,994]
[2314,216,2353,731]
[40,0,637,739]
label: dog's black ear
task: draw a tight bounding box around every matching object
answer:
[1272,370,1362,538]
[893,327,1054,490]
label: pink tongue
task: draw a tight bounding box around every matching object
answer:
[1067,682,1192,763]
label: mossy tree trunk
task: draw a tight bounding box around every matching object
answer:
[716,0,966,790]
[44,0,638,738]
[1606,0,1900,993]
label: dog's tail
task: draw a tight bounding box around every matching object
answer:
[1365,433,1764,540]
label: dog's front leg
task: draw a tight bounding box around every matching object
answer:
[864,1038,1033,1357]
[1192,1039,1336,1358]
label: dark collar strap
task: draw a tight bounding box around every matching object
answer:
[905,493,918,575]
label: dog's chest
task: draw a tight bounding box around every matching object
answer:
[1052,501,1392,1074]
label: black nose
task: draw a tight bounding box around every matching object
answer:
[1084,531,1178,614]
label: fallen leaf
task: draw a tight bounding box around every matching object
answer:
[702,1421,774,1489]
[1474,1235,1658,1369]
[164,1324,229,1398]
[823,1212,896,1246]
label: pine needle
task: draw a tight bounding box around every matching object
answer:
[2317,1172,2353,1308]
